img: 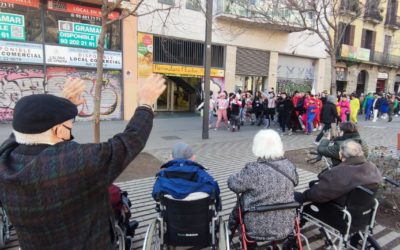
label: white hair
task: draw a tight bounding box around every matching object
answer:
[13,129,56,145]
[252,129,284,160]
[340,140,363,159]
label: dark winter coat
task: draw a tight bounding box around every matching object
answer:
[0,107,153,250]
[320,102,340,124]
[303,156,382,204]
[317,132,368,166]
[277,98,293,116]
[373,98,382,110]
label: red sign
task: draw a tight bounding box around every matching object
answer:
[1,0,40,8]
[47,0,120,20]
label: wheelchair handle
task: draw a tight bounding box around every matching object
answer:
[245,202,301,213]
[384,177,400,187]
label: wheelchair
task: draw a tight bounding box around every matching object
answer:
[143,194,230,250]
[231,194,310,250]
[300,186,381,250]
[0,201,10,249]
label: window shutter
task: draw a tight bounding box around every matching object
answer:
[370,31,376,59]
[350,25,356,46]
[236,48,270,76]
[361,29,366,48]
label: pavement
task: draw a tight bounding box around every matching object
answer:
[1,113,400,249]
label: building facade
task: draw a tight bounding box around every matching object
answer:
[0,0,138,122]
[336,0,400,94]
[137,0,331,112]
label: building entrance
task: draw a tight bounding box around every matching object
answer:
[155,76,200,112]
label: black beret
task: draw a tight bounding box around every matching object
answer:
[13,94,78,134]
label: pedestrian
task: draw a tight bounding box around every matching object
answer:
[380,93,389,119]
[359,93,365,114]
[338,95,350,122]
[372,93,382,122]
[252,91,263,126]
[350,93,360,124]
[394,96,399,117]
[229,93,242,132]
[304,93,317,135]
[215,92,230,130]
[266,92,277,127]
[0,75,166,249]
[313,95,323,130]
[387,94,395,122]
[277,92,293,135]
[363,92,374,120]
[314,95,341,144]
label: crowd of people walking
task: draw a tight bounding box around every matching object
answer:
[205,89,399,135]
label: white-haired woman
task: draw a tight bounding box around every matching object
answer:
[227,129,299,245]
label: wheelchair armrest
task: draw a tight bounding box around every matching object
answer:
[246,202,301,213]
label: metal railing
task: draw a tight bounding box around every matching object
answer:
[385,15,400,27]
[364,9,383,22]
[339,0,359,13]
[371,51,400,66]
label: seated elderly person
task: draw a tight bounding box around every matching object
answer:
[317,122,368,166]
[152,142,220,206]
[296,140,382,205]
[228,129,299,244]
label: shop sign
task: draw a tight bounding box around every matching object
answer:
[0,12,25,41]
[153,64,225,78]
[377,72,388,79]
[138,33,153,78]
[48,0,119,20]
[0,0,40,8]
[341,45,370,61]
[58,21,107,49]
[45,45,122,70]
[0,40,43,64]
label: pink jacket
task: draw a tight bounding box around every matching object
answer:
[339,100,350,115]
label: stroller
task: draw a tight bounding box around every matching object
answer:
[109,184,139,250]
[0,201,10,249]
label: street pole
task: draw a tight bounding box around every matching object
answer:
[202,0,213,139]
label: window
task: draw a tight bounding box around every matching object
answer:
[186,0,202,11]
[361,29,375,50]
[159,0,175,5]
[0,1,42,42]
[339,23,355,46]
[44,1,121,50]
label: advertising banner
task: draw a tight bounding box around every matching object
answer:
[48,0,119,20]
[45,45,122,69]
[341,45,370,61]
[0,40,43,63]
[58,20,106,48]
[0,0,40,8]
[138,33,153,78]
[0,12,25,41]
[153,64,225,78]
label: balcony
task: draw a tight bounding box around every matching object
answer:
[371,51,400,67]
[215,0,306,32]
[339,0,360,16]
[364,9,383,24]
[385,15,400,30]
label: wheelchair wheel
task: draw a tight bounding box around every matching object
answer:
[218,219,230,250]
[0,219,5,249]
[143,219,163,250]
[350,234,381,250]
[115,224,126,250]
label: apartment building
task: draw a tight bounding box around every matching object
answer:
[336,0,400,94]
[138,0,331,112]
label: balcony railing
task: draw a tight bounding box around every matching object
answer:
[385,15,400,30]
[364,9,383,23]
[339,0,360,15]
[371,51,400,66]
[215,0,306,32]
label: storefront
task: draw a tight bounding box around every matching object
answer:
[277,55,315,95]
[234,47,269,94]
[138,32,225,112]
[0,0,124,122]
[376,72,388,93]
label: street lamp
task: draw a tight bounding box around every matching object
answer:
[202,0,213,139]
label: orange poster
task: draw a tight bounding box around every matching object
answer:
[47,0,119,20]
[138,33,154,78]
[2,0,40,8]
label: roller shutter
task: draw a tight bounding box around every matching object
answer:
[236,48,269,76]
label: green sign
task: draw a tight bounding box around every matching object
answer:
[58,21,106,49]
[0,13,25,41]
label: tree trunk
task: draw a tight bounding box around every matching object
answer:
[94,4,108,143]
[330,53,337,96]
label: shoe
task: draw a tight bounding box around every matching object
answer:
[231,128,236,132]
[389,118,392,122]
[288,130,293,136]
[214,128,218,131]
[313,128,317,132]
[313,141,319,145]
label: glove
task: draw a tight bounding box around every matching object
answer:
[294,192,305,204]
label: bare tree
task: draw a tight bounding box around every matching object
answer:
[94,0,174,143]
[223,0,384,94]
